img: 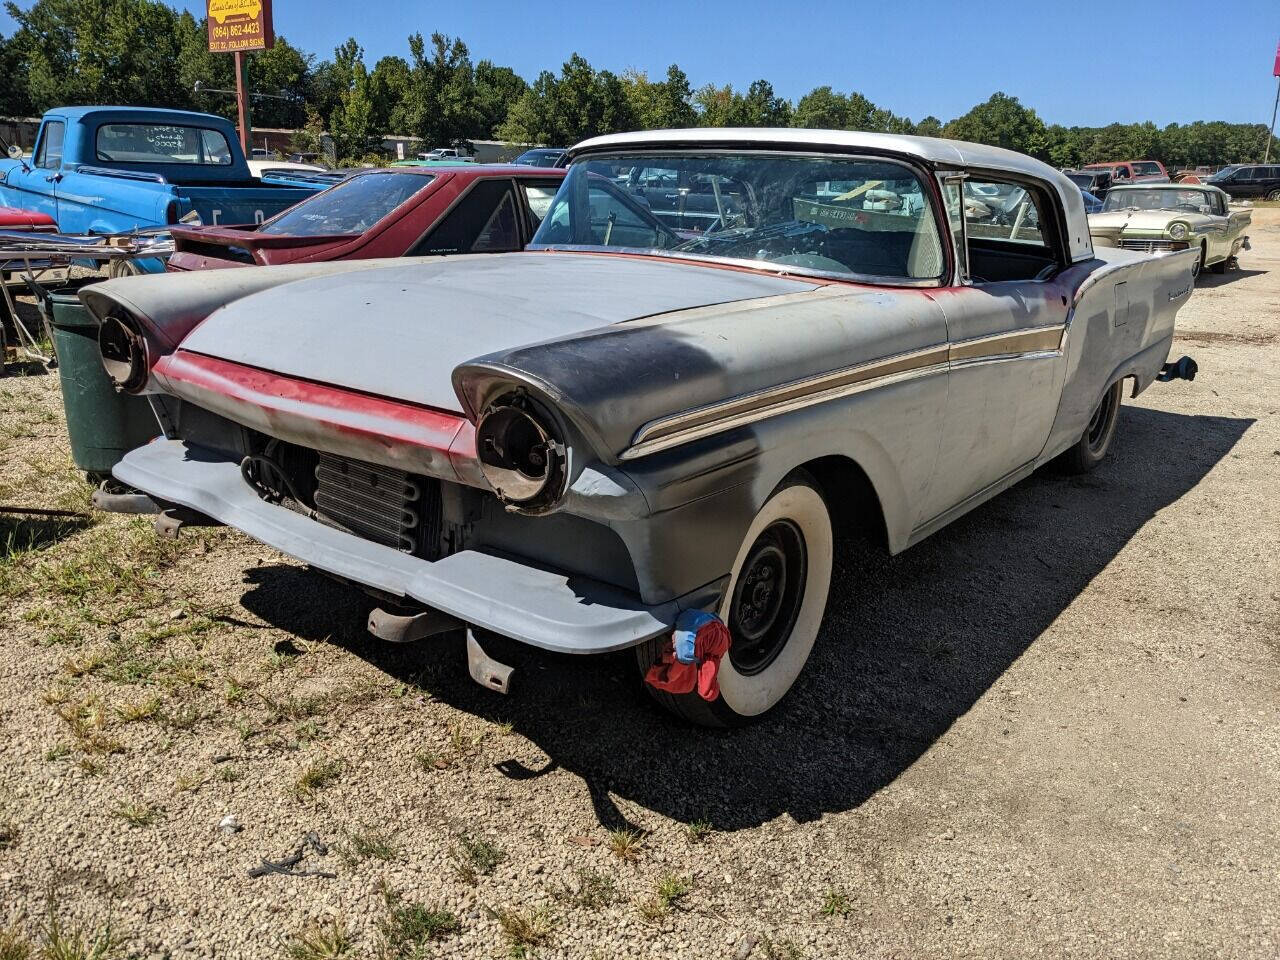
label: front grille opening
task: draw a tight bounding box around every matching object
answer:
[242,438,444,559]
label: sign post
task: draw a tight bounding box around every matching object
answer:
[206,0,275,156]
[1266,40,1280,164]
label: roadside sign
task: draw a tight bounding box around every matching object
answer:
[207,0,274,53]
[1274,40,1280,76]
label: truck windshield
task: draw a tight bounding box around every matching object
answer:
[95,124,233,165]
[258,172,435,236]
[530,152,946,282]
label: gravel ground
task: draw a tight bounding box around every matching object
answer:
[0,213,1276,960]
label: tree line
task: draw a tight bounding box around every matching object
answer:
[0,0,1271,168]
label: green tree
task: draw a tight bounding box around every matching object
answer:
[0,31,32,115]
[792,86,849,129]
[914,115,944,138]
[499,53,634,145]
[326,38,375,162]
[473,60,527,138]
[368,55,411,133]
[623,64,695,130]
[943,92,1048,158]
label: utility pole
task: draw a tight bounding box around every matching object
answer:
[234,51,252,157]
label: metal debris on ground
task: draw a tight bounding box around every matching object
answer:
[247,831,335,879]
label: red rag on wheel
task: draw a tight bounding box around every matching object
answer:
[645,611,732,702]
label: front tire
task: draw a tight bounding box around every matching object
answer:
[1266,189,1280,202]
[1059,380,1123,474]
[1191,243,1206,280]
[636,473,833,727]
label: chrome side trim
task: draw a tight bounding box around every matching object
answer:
[620,324,1067,461]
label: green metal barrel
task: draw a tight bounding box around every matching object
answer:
[45,281,160,482]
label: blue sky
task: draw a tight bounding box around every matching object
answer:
[5,0,1279,127]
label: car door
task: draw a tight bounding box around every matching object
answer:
[7,119,64,224]
[920,174,1071,522]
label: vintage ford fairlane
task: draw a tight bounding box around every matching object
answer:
[1087,183,1251,278]
[85,129,1199,725]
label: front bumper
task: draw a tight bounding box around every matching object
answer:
[114,439,682,654]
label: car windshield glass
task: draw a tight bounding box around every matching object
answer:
[1101,188,1209,213]
[96,124,233,165]
[1065,173,1093,189]
[259,172,434,236]
[530,152,946,281]
[1132,162,1162,176]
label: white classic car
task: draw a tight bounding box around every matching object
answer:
[1088,183,1251,278]
[87,129,1200,726]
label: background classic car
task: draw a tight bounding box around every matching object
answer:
[166,165,564,270]
[1087,183,1250,277]
[85,129,1198,726]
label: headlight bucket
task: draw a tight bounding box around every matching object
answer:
[475,393,568,512]
[98,313,151,393]
[1168,222,1188,241]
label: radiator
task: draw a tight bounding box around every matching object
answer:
[312,452,442,556]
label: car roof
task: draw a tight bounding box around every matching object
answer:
[355,164,565,179]
[570,126,1092,262]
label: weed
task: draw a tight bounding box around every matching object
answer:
[638,873,691,922]
[114,802,160,828]
[281,917,354,960]
[217,766,242,783]
[40,911,122,960]
[44,744,71,762]
[173,772,207,794]
[377,896,459,957]
[115,696,161,723]
[0,924,32,960]
[760,935,804,960]
[685,819,714,843]
[293,758,342,799]
[557,868,617,909]
[224,677,248,705]
[451,834,504,883]
[339,827,397,866]
[414,749,448,772]
[820,889,851,918]
[607,828,644,862]
[496,906,553,958]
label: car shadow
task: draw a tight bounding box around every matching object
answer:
[238,405,1253,832]
[1196,267,1267,288]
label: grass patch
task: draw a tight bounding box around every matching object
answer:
[293,757,343,799]
[377,895,459,957]
[556,868,618,909]
[40,911,122,960]
[0,925,32,960]
[637,873,691,922]
[820,889,851,918]
[450,833,504,884]
[496,906,553,958]
[338,826,397,867]
[281,917,354,960]
[115,696,161,723]
[113,802,161,828]
[607,828,644,862]
[685,819,714,843]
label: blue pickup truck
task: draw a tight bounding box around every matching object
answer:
[0,106,322,272]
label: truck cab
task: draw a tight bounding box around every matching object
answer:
[0,107,322,265]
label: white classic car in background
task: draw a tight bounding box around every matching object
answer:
[87,129,1202,726]
[1087,183,1251,278]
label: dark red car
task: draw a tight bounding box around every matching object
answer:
[166,165,565,271]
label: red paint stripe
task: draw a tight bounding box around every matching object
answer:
[155,350,481,483]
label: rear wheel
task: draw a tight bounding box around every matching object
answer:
[1266,189,1280,202]
[1058,380,1123,474]
[106,259,143,279]
[636,473,833,727]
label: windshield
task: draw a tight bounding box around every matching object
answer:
[1132,162,1162,177]
[96,124,232,165]
[530,152,945,282]
[1100,188,1210,213]
[259,172,434,236]
[1065,172,1095,189]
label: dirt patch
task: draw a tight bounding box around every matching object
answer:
[0,214,1277,959]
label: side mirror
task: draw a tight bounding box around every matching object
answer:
[6,144,22,160]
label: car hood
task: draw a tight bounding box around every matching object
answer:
[178,252,819,412]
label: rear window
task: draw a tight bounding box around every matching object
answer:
[96,124,233,165]
[259,172,434,237]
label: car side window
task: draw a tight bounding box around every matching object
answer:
[962,179,1047,248]
[519,181,561,229]
[412,179,521,255]
[34,121,65,169]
